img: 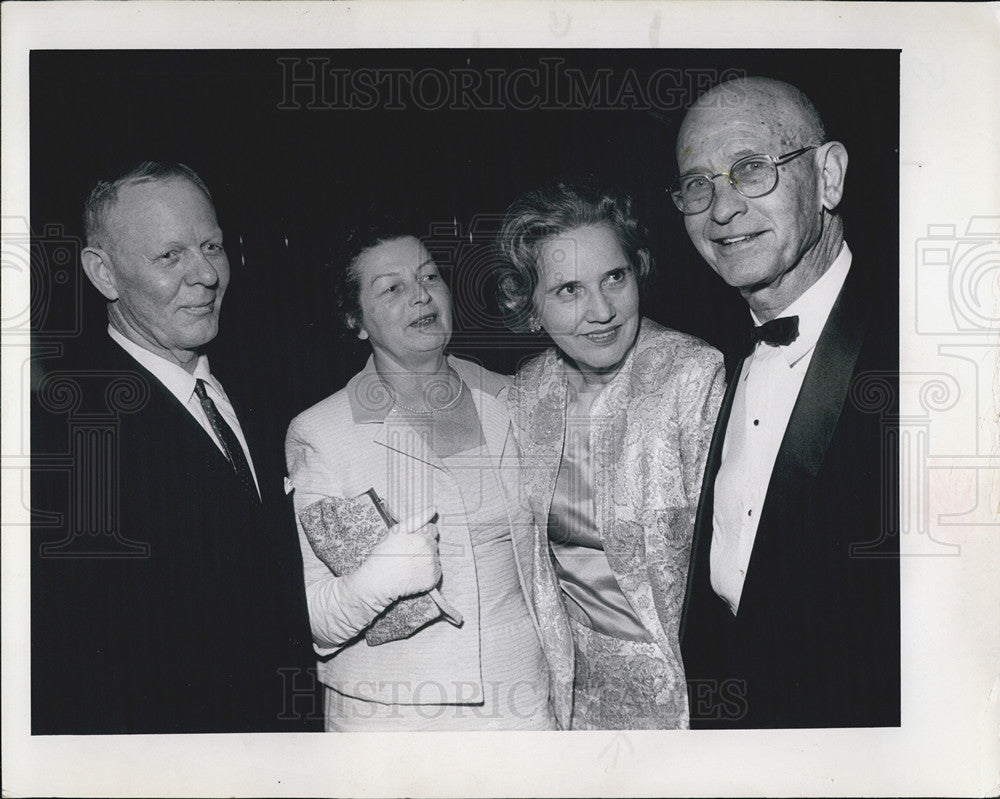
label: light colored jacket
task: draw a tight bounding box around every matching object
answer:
[508,318,726,727]
[285,354,574,724]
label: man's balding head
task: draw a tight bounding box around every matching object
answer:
[83,162,213,251]
[678,77,826,162]
[674,77,848,320]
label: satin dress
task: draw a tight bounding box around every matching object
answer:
[548,383,682,730]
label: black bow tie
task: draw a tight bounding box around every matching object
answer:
[749,315,800,349]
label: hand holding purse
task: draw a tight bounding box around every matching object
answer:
[298,490,462,646]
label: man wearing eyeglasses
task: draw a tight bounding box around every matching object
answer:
[675,77,900,728]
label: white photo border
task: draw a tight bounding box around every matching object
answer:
[2,2,998,797]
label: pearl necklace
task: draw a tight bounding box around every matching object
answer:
[382,374,464,414]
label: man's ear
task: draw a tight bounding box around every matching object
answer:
[80,247,120,301]
[818,141,849,211]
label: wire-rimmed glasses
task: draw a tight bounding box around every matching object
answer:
[670,146,818,215]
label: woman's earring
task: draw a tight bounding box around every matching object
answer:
[528,318,541,334]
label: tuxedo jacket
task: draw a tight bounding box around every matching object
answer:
[680,260,901,729]
[31,336,319,734]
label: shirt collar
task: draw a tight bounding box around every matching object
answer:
[107,325,213,404]
[749,242,852,367]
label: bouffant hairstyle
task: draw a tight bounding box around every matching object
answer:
[494,179,654,333]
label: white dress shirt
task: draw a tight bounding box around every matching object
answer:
[710,243,852,614]
[108,326,260,497]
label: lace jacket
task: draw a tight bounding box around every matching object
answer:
[508,318,725,728]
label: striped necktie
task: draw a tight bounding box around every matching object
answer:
[194,379,259,502]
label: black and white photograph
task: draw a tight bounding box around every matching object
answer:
[3,2,998,797]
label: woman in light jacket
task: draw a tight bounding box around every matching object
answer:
[496,180,725,729]
[285,220,572,731]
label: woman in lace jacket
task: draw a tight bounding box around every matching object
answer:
[496,181,726,729]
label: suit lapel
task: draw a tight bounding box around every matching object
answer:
[680,357,743,641]
[373,409,447,472]
[740,264,867,607]
[472,389,509,475]
[450,355,509,473]
[105,340,239,476]
[772,296,865,481]
[367,354,508,475]
[693,358,743,539]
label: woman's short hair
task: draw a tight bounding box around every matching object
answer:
[332,213,419,335]
[495,179,655,333]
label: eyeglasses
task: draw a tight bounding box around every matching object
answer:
[670,146,818,215]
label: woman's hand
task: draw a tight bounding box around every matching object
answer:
[360,508,442,605]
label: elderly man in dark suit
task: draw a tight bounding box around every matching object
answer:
[31,162,319,734]
[673,78,900,728]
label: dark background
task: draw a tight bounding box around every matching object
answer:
[30,49,899,429]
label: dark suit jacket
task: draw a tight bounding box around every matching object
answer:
[680,259,900,728]
[31,336,320,734]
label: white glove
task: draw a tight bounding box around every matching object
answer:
[318,508,442,644]
[353,508,442,606]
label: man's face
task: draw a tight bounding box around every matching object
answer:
[676,103,826,302]
[100,177,229,365]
